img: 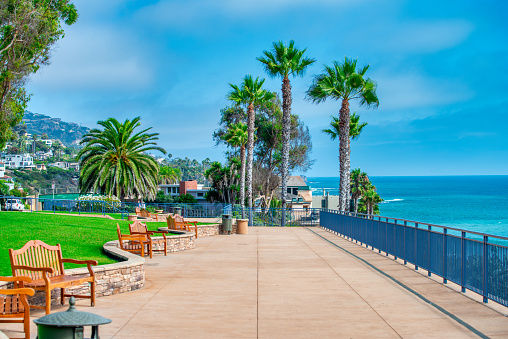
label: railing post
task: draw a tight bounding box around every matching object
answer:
[443,228,447,283]
[414,223,419,270]
[483,235,488,303]
[404,221,407,265]
[428,225,432,277]
[385,218,389,256]
[461,231,466,292]
[394,220,397,260]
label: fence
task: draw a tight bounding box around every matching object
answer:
[230,206,321,226]
[320,210,508,307]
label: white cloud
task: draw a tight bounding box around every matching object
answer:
[29,25,154,91]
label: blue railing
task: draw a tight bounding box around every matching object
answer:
[320,210,508,307]
[229,206,321,226]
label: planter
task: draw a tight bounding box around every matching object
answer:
[236,219,248,235]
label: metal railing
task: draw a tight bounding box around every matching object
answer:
[230,206,321,227]
[320,210,508,307]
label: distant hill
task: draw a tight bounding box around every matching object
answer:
[14,111,90,146]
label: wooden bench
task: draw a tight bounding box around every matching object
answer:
[9,240,97,315]
[129,220,167,256]
[117,224,150,258]
[0,276,34,339]
[167,214,198,237]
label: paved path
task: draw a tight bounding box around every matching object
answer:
[5,227,508,338]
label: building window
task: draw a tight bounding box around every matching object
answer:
[198,193,203,197]
[321,200,326,208]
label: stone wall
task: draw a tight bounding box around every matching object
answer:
[0,232,196,306]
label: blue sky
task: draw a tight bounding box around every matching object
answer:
[26,0,508,177]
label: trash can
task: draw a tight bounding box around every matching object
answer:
[222,214,232,235]
[174,207,182,216]
[236,219,248,235]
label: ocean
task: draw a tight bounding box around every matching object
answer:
[308,176,508,238]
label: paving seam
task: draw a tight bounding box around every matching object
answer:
[111,235,222,338]
[293,228,403,338]
[306,227,489,339]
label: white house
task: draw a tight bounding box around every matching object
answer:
[0,161,15,190]
[3,153,34,169]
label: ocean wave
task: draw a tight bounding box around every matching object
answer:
[381,199,404,204]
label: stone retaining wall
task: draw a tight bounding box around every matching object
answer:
[0,232,196,306]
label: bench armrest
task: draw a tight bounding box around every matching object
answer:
[61,259,98,266]
[62,259,97,276]
[0,276,32,283]
[0,287,35,297]
[12,265,54,274]
[120,235,147,241]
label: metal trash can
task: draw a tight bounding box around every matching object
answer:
[174,207,182,216]
[222,214,232,234]
[34,297,111,339]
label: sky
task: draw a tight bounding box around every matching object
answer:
[26,0,508,177]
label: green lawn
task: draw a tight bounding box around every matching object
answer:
[0,212,173,276]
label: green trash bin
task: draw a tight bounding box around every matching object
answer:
[222,214,232,234]
[174,207,182,216]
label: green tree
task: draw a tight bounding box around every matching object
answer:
[0,0,78,149]
[359,184,383,215]
[350,168,370,213]
[77,117,166,201]
[257,40,315,225]
[222,122,248,212]
[158,166,182,184]
[307,58,378,212]
[228,75,273,218]
[205,159,240,204]
[322,112,367,142]
[177,193,197,204]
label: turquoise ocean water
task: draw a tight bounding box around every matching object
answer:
[308,176,508,238]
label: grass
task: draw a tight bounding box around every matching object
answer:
[0,212,178,276]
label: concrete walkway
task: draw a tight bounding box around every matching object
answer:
[5,227,508,338]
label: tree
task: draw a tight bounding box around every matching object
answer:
[178,193,197,204]
[41,133,48,139]
[222,122,248,212]
[350,168,369,213]
[159,166,182,184]
[204,159,240,204]
[307,57,378,212]
[322,112,367,142]
[359,184,383,215]
[228,75,274,220]
[257,40,315,225]
[0,0,78,149]
[77,117,166,201]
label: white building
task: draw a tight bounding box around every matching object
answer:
[3,153,34,169]
[0,161,15,190]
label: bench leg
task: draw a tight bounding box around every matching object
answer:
[24,307,30,339]
[45,288,51,315]
[91,281,96,307]
[61,288,65,305]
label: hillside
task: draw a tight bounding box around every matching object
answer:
[14,111,90,146]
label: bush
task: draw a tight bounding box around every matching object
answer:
[77,194,121,212]
[178,193,197,204]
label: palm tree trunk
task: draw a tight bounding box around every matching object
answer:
[339,99,351,212]
[246,103,255,225]
[280,76,292,226]
[240,144,246,218]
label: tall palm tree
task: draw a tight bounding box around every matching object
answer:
[223,122,248,212]
[307,57,378,212]
[77,117,166,201]
[159,166,182,184]
[228,75,274,221]
[257,40,315,225]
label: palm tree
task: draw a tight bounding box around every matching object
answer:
[257,40,315,225]
[77,117,166,201]
[322,112,368,141]
[307,57,378,212]
[360,184,383,216]
[222,122,248,213]
[159,166,182,184]
[350,168,369,213]
[228,75,274,222]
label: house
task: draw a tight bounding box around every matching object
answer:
[282,176,313,208]
[312,190,340,210]
[35,163,47,171]
[48,161,68,169]
[3,153,34,169]
[0,162,15,190]
[39,139,53,148]
[159,180,209,201]
[34,150,53,161]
